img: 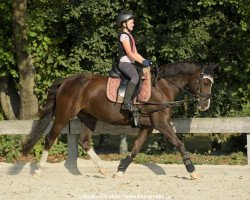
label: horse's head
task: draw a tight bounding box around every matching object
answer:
[158,61,216,111]
[195,63,217,111]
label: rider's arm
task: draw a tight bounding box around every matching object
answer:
[122,40,145,64]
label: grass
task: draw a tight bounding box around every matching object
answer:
[91,134,247,165]
[95,152,247,165]
[4,150,246,165]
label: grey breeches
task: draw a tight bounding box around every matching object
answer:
[118,62,139,85]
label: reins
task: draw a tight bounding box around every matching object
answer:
[139,98,198,114]
[165,78,198,98]
[138,67,213,114]
[138,79,199,114]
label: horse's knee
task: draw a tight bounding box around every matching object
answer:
[178,142,186,152]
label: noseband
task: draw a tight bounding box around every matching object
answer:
[197,69,214,100]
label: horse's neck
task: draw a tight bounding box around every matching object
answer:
[168,76,189,91]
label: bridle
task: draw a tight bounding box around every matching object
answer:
[139,68,214,113]
[161,68,214,101]
[197,69,214,101]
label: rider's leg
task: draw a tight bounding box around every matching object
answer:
[122,82,136,110]
[118,62,139,110]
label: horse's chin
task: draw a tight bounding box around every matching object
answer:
[198,107,208,111]
[197,99,211,111]
[197,105,210,111]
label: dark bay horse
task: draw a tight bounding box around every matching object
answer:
[22,61,216,179]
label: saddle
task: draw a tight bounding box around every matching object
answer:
[107,65,152,128]
[107,66,151,104]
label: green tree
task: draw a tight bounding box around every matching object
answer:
[0,0,249,119]
[0,0,39,120]
[12,0,38,119]
[0,1,18,119]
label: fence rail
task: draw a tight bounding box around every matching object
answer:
[0,118,249,164]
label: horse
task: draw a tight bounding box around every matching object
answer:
[22,61,216,179]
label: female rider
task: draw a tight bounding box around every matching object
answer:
[116,10,152,111]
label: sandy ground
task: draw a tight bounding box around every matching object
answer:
[0,159,250,200]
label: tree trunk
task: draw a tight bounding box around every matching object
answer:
[0,76,20,119]
[12,0,38,119]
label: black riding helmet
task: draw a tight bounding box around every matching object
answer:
[116,10,135,28]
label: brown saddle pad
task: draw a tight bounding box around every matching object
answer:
[106,68,151,104]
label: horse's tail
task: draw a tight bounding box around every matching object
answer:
[22,78,64,155]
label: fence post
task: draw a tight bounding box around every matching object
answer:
[66,120,81,165]
[247,133,250,165]
[67,134,80,162]
[64,133,80,175]
[120,133,128,154]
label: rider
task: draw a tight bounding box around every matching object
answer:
[116,10,152,111]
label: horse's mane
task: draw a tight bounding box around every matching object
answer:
[158,61,203,78]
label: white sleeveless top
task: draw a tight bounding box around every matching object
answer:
[119,33,137,63]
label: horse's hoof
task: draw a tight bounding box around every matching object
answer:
[99,168,108,176]
[190,171,203,180]
[33,169,42,177]
[112,171,124,178]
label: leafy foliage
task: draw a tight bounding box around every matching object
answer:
[227,133,247,152]
[0,1,16,78]
[1,0,249,112]
[0,135,21,162]
[0,134,86,162]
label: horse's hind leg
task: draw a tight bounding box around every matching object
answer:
[77,112,107,175]
[34,121,68,176]
[113,127,152,178]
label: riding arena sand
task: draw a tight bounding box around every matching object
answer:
[0,159,249,200]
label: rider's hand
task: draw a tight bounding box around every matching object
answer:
[142,59,153,67]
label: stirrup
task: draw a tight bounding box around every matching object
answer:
[131,109,140,128]
[121,102,132,111]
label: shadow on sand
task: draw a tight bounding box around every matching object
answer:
[142,163,166,175]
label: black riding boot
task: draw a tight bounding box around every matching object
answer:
[121,82,136,111]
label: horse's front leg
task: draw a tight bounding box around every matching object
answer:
[152,114,202,179]
[112,127,152,178]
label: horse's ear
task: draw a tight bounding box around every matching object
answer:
[204,63,218,76]
[209,63,219,70]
